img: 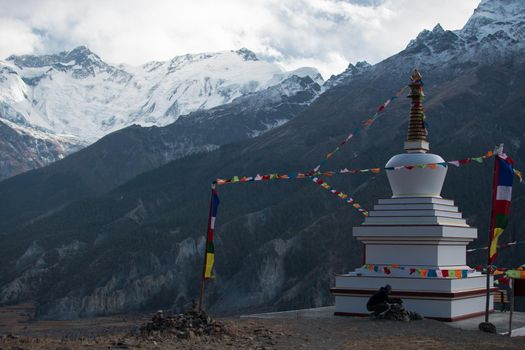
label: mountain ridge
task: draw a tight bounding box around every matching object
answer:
[0,46,323,179]
[0,74,322,232]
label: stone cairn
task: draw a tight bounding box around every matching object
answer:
[371,303,423,322]
[139,300,227,339]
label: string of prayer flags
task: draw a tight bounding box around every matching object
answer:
[515,169,523,183]
[362,264,473,279]
[474,265,510,273]
[216,150,500,186]
[313,85,409,172]
[202,185,220,280]
[506,264,525,279]
[506,270,525,279]
[312,177,369,216]
[466,240,525,253]
[385,150,494,171]
[488,153,515,264]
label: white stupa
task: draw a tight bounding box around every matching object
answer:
[331,70,494,321]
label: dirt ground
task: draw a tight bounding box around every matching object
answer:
[0,304,524,350]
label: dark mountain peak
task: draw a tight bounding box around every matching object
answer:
[404,23,460,56]
[342,63,356,74]
[355,61,371,69]
[7,52,62,68]
[274,74,320,94]
[432,23,445,34]
[475,0,525,15]
[61,46,106,69]
[6,45,107,74]
[462,0,525,39]
[324,60,371,88]
[412,24,453,43]
[342,61,371,75]
[398,0,525,64]
[235,48,259,61]
[64,45,98,61]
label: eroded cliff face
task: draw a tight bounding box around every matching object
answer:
[0,120,81,181]
[2,237,204,319]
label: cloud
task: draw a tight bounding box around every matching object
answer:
[0,18,43,57]
[0,0,480,78]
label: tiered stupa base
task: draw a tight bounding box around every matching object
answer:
[332,197,495,321]
[333,270,492,321]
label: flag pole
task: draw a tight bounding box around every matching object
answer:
[198,251,207,312]
[483,144,503,326]
[483,258,491,323]
[508,277,514,337]
[198,182,217,312]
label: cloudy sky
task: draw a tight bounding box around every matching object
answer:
[0,0,481,78]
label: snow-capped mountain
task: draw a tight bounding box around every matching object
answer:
[0,46,322,179]
[323,61,371,89]
[402,0,525,65]
[0,74,322,197]
[1,46,322,144]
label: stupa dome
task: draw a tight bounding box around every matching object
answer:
[386,153,447,198]
[385,70,447,198]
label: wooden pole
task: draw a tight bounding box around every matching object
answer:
[484,144,504,323]
[508,278,514,337]
[362,243,366,266]
[484,266,491,323]
[198,273,206,312]
[198,183,216,312]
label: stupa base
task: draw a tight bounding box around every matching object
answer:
[331,273,495,321]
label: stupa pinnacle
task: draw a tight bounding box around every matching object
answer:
[405,69,430,153]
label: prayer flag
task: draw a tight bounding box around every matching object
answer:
[506,270,525,279]
[489,154,514,263]
[203,188,220,280]
[483,150,494,158]
[514,169,523,182]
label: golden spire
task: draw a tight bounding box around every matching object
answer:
[404,69,429,153]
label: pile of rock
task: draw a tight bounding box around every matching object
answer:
[139,304,227,339]
[371,304,423,322]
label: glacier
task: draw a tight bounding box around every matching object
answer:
[0,46,322,145]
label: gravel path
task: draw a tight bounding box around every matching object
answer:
[1,312,525,349]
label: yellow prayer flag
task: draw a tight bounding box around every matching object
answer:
[490,228,505,259]
[204,252,215,279]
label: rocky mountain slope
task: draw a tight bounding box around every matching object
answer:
[0,74,321,232]
[0,47,322,179]
[0,119,82,180]
[0,0,524,319]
